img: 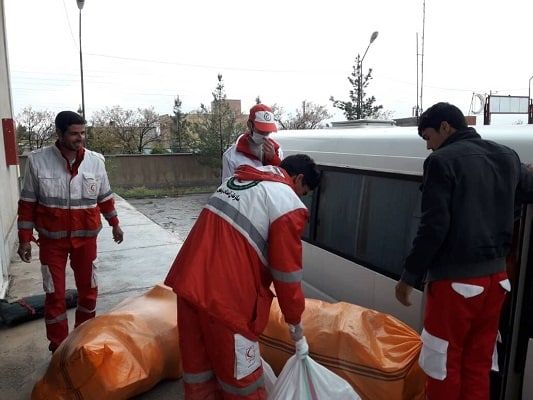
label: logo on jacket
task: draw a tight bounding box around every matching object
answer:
[216,187,240,201]
[226,177,259,191]
[245,345,257,364]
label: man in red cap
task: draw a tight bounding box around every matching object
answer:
[222,103,283,181]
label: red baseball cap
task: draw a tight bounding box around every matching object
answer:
[248,104,277,133]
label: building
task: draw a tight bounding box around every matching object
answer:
[185,99,247,126]
[0,0,20,298]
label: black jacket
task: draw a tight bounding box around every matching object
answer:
[401,128,533,287]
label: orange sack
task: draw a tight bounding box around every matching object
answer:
[260,298,426,400]
[31,284,182,400]
[32,287,424,400]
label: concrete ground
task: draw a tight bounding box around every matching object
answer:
[0,193,210,399]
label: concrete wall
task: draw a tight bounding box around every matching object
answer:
[105,154,220,188]
[19,153,221,189]
[0,0,20,298]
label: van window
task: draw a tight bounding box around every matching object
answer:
[356,175,421,277]
[315,171,364,256]
[300,192,313,240]
[308,167,421,280]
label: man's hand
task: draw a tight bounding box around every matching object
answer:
[112,225,124,244]
[288,323,304,342]
[17,242,32,263]
[395,281,413,306]
[262,140,275,163]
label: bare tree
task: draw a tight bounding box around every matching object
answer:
[375,109,395,120]
[136,108,161,153]
[91,106,160,154]
[270,104,286,128]
[16,106,55,152]
[272,101,331,130]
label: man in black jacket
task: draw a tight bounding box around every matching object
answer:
[395,102,533,400]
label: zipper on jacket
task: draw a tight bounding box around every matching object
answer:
[67,174,72,238]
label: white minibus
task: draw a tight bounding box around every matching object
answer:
[273,124,533,399]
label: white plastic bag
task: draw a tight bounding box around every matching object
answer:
[268,337,361,400]
[262,357,277,395]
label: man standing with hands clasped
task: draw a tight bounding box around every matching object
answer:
[395,102,533,400]
[17,110,123,353]
[222,103,283,181]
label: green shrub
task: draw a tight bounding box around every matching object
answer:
[150,145,169,154]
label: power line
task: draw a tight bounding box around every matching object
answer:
[12,85,195,97]
[15,62,527,96]
[62,0,78,49]
[85,52,334,74]
[380,75,528,94]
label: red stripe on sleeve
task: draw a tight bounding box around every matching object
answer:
[98,197,119,226]
[17,199,36,242]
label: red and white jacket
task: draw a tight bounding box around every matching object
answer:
[165,164,307,336]
[17,143,119,247]
[221,133,283,182]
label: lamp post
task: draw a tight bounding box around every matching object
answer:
[529,75,533,124]
[77,0,85,119]
[358,31,379,120]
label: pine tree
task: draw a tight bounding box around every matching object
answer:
[191,74,244,170]
[170,95,189,152]
[330,54,383,120]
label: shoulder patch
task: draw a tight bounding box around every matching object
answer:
[227,177,259,190]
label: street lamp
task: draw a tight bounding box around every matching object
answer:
[77,0,85,119]
[358,31,379,119]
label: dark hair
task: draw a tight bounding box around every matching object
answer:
[280,154,321,190]
[55,111,86,134]
[417,102,467,136]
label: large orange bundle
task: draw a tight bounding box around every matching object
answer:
[260,298,425,400]
[31,284,182,400]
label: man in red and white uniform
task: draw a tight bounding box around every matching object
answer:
[165,154,320,400]
[222,103,283,182]
[17,111,124,352]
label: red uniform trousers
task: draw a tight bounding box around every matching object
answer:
[177,298,266,400]
[421,271,508,400]
[39,237,98,351]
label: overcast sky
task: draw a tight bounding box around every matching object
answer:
[4,0,533,125]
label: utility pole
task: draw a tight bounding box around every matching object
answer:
[76,0,86,119]
[527,76,533,124]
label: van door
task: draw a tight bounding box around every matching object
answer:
[494,204,533,399]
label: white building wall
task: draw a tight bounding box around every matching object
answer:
[0,0,20,299]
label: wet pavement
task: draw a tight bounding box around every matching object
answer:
[0,193,210,399]
[128,194,209,241]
